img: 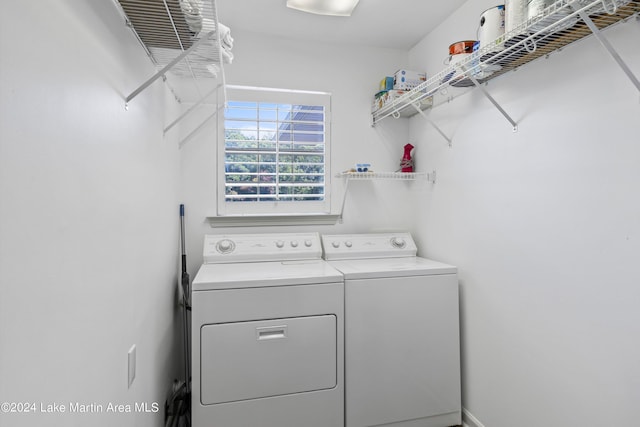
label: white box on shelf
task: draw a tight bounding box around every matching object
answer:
[393,69,426,90]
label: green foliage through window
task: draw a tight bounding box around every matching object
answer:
[224,101,326,202]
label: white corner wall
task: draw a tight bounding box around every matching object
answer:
[0,2,182,426]
[408,1,640,426]
[179,30,413,271]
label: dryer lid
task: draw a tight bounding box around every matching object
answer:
[327,256,456,280]
[192,259,343,291]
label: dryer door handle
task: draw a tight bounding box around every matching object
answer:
[256,325,288,341]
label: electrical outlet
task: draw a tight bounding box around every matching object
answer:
[128,345,136,388]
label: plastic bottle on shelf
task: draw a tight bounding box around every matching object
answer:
[401,143,415,173]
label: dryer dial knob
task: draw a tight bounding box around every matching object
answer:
[290,240,299,248]
[391,237,406,249]
[216,239,235,254]
[344,241,353,248]
[332,241,340,248]
[275,240,285,248]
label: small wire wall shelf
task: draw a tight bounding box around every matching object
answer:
[371,0,640,127]
[336,170,436,222]
[336,171,427,180]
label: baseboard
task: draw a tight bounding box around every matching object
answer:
[462,407,486,427]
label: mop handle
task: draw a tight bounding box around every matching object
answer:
[180,204,187,276]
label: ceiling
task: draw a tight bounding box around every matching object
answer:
[216,0,468,50]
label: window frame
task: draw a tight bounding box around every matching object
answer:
[216,85,332,217]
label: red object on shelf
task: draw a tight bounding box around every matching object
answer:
[401,143,414,173]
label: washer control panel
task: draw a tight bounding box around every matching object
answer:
[203,232,322,263]
[322,232,417,260]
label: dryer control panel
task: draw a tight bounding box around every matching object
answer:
[322,232,418,260]
[203,232,322,263]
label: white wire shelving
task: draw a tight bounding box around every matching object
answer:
[112,0,228,146]
[336,171,428,180]
[371,0,640,139]
[335,171,436,222]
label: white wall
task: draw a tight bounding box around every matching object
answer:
[179,30,413,272]
[0,1,182,426]
[408,1,640,426]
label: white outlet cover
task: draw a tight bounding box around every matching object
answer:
[128,345,136,388]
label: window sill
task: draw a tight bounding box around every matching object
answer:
[207,214,341,227]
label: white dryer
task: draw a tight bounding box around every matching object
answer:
[192,232,344,427]
[322,232,461,427]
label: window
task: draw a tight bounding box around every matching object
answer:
[217,86,332,217]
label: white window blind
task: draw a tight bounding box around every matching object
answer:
[217,86,331,216]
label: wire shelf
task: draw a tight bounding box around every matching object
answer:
[336,170,434,222]
[372,0,640,125]
[337,171,427,180]
[116,0,225,79]
[113,0,230,147]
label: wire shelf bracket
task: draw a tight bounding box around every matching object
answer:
[410,102,454,147]
[576,9,640,93]
[178,103,225,148]
[164,84,221,134]
[124,31,216,108]
[462,65,519,132]
[335,171,432,223]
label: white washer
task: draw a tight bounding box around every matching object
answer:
[192,232,344,427]
[322,232,461,427]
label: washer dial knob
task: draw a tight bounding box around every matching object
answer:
[304,240,313,247]
[275,240,285,248]
[345,241,353,248]
[391,237,406,249]
[290,240,299,248]
[216,239,235,254]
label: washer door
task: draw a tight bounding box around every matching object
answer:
[200,315,337,405]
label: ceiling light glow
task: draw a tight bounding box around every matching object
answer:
[286,0,360,16]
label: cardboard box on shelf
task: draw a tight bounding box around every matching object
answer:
[393,69,426,90]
